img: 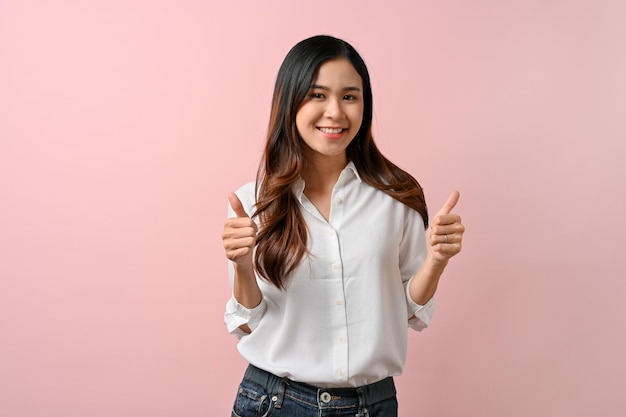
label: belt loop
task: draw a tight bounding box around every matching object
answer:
[356,386,367,416]
[273,377,286,409]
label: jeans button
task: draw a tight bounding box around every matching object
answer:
[320,392,332,403]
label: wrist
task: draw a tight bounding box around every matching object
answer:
[234,261,255,278]
[425,253,449,270]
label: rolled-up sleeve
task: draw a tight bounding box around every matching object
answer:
[405,288,435,331]
[224,295,267,339]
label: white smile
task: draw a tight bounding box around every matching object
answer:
[318,127,344,134]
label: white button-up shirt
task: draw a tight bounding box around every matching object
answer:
[224,162,434,388]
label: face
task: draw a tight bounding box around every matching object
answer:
[295,58,364,165]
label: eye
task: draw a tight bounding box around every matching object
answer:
[343,94,357,101]
[311,92,325,99]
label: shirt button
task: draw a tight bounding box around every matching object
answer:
[331,262,340,270]
[338,336,344,342]
[335,299,342,305]
[329,229,335,236]
[335,197,343,204]
[337,369,345,377]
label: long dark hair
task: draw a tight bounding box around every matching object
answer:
[253,35,428,289]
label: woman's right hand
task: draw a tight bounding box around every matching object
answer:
[222,192,257,269]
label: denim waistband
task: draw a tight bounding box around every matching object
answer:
[243,364,396,409]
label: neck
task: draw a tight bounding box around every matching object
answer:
[301,154,348,192]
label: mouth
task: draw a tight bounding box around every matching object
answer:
[317,127,345,134]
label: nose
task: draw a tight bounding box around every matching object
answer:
[324,97,344,119]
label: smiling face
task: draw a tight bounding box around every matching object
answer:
[295,58,364,166]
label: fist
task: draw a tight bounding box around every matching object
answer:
[222,192,257,268]
[428,191,465,263]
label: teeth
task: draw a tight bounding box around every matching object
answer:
[319,127,343,134]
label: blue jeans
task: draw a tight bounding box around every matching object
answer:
[231,364,398,417]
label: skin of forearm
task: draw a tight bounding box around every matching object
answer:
[409,255,448,305]
[233,263,262,309]
[233,263,262,334]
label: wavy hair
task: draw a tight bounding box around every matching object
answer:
[253,35,428,289]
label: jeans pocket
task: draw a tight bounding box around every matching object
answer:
[231,380,273,417]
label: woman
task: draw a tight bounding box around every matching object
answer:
[222,35,465,417]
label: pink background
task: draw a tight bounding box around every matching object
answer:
[1,1,625,416]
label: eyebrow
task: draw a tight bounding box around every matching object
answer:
[310,84,362,92]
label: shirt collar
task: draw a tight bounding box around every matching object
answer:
[344,161,362,183]
[292,161,362,200]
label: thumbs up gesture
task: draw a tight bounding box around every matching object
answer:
[428,191,465,264]
[223,192,258,268]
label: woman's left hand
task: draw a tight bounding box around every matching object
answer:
[428,191,465,264]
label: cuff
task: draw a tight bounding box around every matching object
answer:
[405,283,435,331]
[224,296,267,338]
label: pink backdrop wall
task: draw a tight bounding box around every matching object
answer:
[1,1,624,416]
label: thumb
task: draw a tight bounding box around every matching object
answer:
[435,190,460,216]
[228,192,249,218]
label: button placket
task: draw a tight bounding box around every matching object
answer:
[329,185,349,385]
